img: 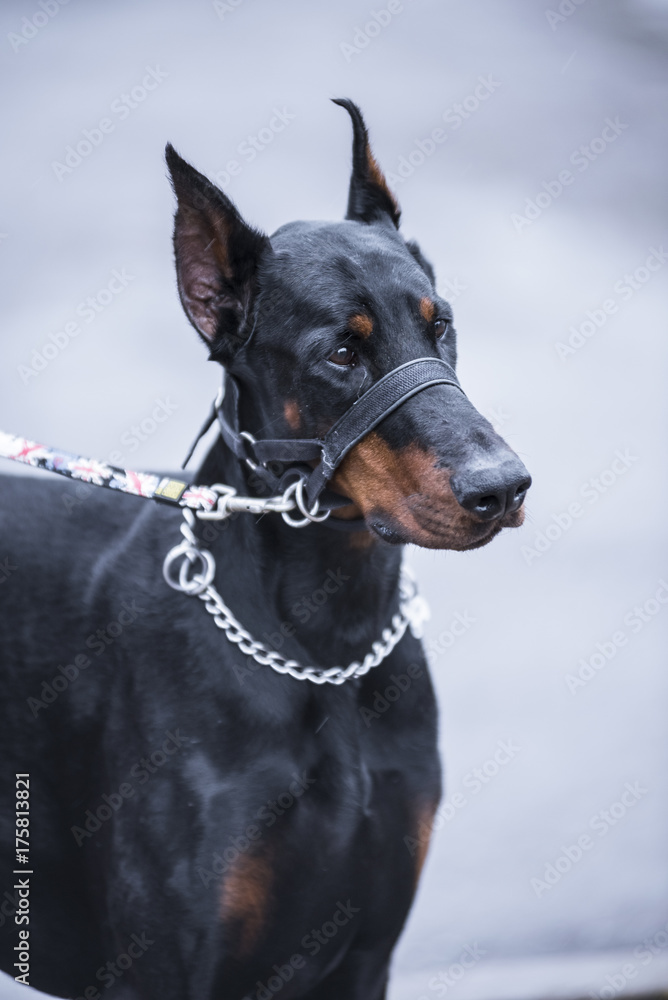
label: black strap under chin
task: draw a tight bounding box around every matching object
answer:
[184,357,464,513]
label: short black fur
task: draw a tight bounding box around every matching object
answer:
[0,100,530,999]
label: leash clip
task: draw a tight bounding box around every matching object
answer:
[196,484,239,521]
[197,483,299,521]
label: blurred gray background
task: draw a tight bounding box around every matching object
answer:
[1,0,667,997]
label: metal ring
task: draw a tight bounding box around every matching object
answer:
[163,541,215,595]
[279,479,320,528]
[281,508,312,528]
[294,478,330,523]
[279,480,307,527]
[239,431,259,471]
[179,548,215,593]
[280,477,331,527]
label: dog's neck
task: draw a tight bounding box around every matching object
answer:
[195,436,403,669]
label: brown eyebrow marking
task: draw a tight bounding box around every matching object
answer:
[283,399,301,430]
[348,313,374,338]
[419,297,435,323]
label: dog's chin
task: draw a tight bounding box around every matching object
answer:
[365,504,525,551]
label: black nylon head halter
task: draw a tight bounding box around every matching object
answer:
[184,357,465,515]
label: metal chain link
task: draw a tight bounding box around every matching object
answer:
[162,508,429,685]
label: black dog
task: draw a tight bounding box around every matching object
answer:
[0,100,530,999]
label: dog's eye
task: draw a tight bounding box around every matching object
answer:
[328,347,357,367]
[434,319,450,340]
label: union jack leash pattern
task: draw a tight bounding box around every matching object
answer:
[0,431,219,513]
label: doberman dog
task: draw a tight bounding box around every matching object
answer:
[0,100,530,999]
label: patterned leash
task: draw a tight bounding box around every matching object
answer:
[0,430,323,525]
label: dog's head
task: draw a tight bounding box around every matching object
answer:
[165,99,530,550]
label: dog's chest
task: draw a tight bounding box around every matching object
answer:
[176,678,439,978]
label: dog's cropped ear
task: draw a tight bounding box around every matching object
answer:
[165,143,270,364]
[332,98,401,229]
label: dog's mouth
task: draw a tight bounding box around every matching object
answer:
[364,503,524,549]
[330,433,527,551]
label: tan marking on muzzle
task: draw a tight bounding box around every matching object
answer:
[220,852,273,957]
[332,433,523,550]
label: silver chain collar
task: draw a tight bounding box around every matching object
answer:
[162,501,430,686]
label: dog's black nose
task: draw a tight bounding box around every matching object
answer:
[451,459,532,521]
